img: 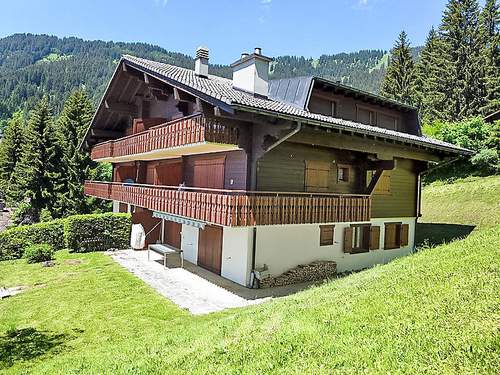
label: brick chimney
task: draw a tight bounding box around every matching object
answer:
[231,47,272,97]
[194,46,209,78]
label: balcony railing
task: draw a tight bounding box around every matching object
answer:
[90,114,239,161]
[85,181,371,227]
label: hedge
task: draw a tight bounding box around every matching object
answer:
[64,213,131,253]
[0,213,131,260]
[0,219,65,260]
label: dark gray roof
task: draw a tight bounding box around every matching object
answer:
[112,55,472,156]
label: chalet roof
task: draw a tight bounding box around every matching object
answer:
[103,55,472,156]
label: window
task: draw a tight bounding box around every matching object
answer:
[309,97,337,117]
[344,225,381,253]
[357,106,376,125]
[378,113,398,130]
[338,165,350,183]
[320,225,334,246]
[384,223,409,250]
[305,160,330,192]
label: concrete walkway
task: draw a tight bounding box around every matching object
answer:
[108,249,266,315]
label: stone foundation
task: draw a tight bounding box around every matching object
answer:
[259,261,337,288]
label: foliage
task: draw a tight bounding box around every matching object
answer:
[23,244,54,264]
[424,117,499,181]
[0,213,130,260]
[480,0,500,115]
[380,31,416,105]
[63,213,131,253]
[11,201,38,226]
[0,111,25,204]
[0,219,65,260]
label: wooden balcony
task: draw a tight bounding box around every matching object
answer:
[90,114,240,162]
[85,181,371,227]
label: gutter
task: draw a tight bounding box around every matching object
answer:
[264,122,302,152]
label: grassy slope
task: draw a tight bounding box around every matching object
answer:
[0,178,499,374]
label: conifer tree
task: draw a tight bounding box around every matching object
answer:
[439,0,487,120]
[0,111,25,203]
[415,28,449,123]
[380,31,416,105]
[55,90,94,216]
[480,0,500,115]
[9,97,60,220]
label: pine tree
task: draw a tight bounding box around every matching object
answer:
[56,90,94,216]
[380,31,417,105]
[9,97,60,220]
[439,0,487,120]
[414,28,449,123]
[480,0,500,115]
[0,111,25,203]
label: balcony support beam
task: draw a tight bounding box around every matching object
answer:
[105,100,138,116]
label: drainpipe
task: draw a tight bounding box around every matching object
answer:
[264,121,302,153]
[249,227,258,288]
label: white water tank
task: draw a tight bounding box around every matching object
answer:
[130,224,146,250]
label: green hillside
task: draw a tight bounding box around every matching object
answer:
[0,34,420,122]
[0,177,498,374]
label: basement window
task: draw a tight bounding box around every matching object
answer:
[319,225,335,246]
[384,223,409,250]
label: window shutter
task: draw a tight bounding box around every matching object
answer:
[369,226,380,250]
[401,224,409,247]
[320,225,334,246]
[305,161,330,192]
[343,227,353,253]
[384,224,395,250]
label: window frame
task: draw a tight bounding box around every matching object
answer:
[384,222,403,250]
[350,223,371,253]
[319,225,335,246]
[356,104,377,125]
[337,164,351,183]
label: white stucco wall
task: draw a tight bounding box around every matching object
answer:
[221,227,254,287]
[254,217,416,277]
[181,224,199,264]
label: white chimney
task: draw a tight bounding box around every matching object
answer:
[231,47,272,97]
[195,46,209,78]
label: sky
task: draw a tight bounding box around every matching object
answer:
[0,0,462,64]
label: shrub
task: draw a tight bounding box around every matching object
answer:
[64,213,131,253]
[23,244,54,264]
[471,148,499,174]
[0,219,65,260]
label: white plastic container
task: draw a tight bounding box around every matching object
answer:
[130,224,146,250]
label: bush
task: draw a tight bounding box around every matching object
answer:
[23,244,54,264]
[0,213,131,260]
[64,213,131,253]
[471,148,499,174]
[0,219,65,260]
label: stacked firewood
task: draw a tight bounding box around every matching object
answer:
[260,261,337,288]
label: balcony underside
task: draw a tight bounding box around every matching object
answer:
[94,142,240,163]
[85,181,372,227]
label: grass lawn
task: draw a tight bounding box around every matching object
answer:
[1,177,499,374]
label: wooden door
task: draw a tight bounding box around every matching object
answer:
[197,225,223,274]
[305,160,330,192]
[164,221,181,248]
[156,161,183,186]
[193,157,225,189]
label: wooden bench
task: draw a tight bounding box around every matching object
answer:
[148,244,184,268]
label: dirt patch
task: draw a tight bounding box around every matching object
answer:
[64,259,83,266]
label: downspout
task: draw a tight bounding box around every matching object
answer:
[249,227,258,288]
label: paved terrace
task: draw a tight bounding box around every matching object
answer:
[108,249,317,315]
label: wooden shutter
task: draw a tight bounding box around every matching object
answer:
[373,170,391,195]
[384,224,396,250]
[369,226,380,250]
[320,225,334,246]
[193,157,226,189]
[343,227,353,253]
[305,161,330,192]
[401,224,409,247]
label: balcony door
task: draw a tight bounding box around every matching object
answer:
[193,156,226,189]
[197,225,223,275]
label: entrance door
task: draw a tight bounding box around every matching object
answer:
[164,221,181,248]
[197,225,223,274]
[193,157,225,189]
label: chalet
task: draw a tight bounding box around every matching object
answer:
[82,47,471,287]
